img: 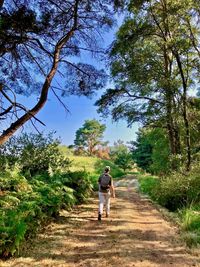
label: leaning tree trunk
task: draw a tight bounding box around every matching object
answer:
[0,2,79,145]
[0,33,72,145]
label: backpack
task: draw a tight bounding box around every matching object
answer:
[100,173,111,191]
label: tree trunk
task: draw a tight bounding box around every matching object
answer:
[173,51,191,171]
[0,0,4,9]
[161,0,181,167]
[0,25,76,145]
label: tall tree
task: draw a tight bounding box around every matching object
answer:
[74,119,106,156]
[0,0,124,145]
[96,0,199,170]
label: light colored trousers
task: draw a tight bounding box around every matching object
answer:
[98,191,111,215]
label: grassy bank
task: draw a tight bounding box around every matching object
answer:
[137,172,200,248]
[68,155,125,190]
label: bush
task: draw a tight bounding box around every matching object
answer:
[0,132,71,176]
[59,170,93,203]
[0,168,92,257]
[138,175,159,199]
[153,166,200,211]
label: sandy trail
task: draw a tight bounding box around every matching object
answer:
[0,176,199,267]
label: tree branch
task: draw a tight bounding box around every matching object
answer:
[123,89,164,105]
[0,1,79,145]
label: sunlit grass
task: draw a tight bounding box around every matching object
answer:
[68,155,125,178]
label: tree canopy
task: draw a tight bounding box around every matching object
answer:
[0,0,124,144]
[74,119,106,156]
[96,0,200,170]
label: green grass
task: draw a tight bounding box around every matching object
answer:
[137,174,159,199]
[178,206,200,247]
[137,172,200,248]
[180,207,200,232]
[68,155,125,178]
[67,155,125,191]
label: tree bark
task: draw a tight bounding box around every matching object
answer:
[0,0,4,9]
[173,50,191,171]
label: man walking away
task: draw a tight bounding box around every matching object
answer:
[98,166,115,221]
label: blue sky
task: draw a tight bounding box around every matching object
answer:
[15,16,140,146]
[19,86,140,146]
[36,92,139,146]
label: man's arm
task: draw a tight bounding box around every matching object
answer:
[98,175,101,191]
[110,178,115,198]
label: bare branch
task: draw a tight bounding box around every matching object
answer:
[60,59,89,76]
[0,106,13,116]
[123,89,164,105]
[30,118,42,134]
[51,87,70,114]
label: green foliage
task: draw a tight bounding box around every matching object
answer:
[109,140,134,172]
[58,145,74,156]
[0,0,122,144]
[68,155,125,178]
[74,119,106,156]
[153,167,200,211]
[63,171,93,203]
[179,206,200,247]
[68,155,125,190]
[131,129,153,172]
[114,150,134,172]
[0,166,92,256]
[180,207,200,232]
[95,158,125,178]
[96,0,200,171]
[148,129,171,174]
[0,132,71,176]
[138,175,159,199]
[110,140,128,159]
[138,169,200,247]
[131,127,171,174]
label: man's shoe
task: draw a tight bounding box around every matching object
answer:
[98,213,102,221]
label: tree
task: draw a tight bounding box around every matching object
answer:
[94,145,110,159]
[0,0,124,145]
[110,140,134,171]
[114,149,134,172]
[130,129,153,173]
[96,0,199,170]
[110,139,128,160]
[0,132,70,175]
[74,119,106,156]
[131,127,171,174]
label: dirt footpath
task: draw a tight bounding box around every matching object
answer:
[1,176,199,267]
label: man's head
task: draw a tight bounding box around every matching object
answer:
[104,166,110,173]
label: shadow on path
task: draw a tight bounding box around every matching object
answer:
[0,180,199,267]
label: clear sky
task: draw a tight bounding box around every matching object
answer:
[15,16,140,146]
[34,92,140,146]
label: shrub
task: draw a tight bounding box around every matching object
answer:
[62,170,93,203]
[153,166,200,211]
[0,132,71,176]
[138,175,159,199]
[0,168,92,257]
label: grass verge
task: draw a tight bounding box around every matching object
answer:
[136,173,200,248]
